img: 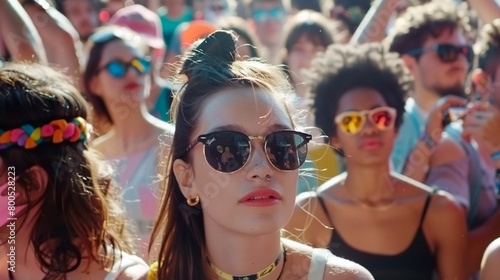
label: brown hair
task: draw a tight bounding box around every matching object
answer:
[149,30,297,279]
[385,1,472,55]
[0,63,133,280]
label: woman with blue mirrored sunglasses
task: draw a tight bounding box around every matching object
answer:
[98,57,152,78]
[83,26,174,257]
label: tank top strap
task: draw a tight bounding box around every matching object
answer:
[316,192,333,225]
[418,188,436,227]
[307,248,331,280]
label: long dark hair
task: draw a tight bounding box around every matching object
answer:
[149,30,297,279]
[0,63,133,280]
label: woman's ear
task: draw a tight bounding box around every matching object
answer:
[173,158,196,199]
[329,134,341,151]
[16,165,48,205]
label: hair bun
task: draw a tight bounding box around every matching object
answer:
[180,30,237,77]
[196,30,237,64]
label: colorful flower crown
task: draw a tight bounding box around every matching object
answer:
[0,117,89,150]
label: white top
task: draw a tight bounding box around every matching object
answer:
[308,248,331,280]
[104,252,148,280]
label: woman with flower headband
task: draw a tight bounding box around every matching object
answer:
[146,30,373,280]
[83,26,174,256]
[0,63,148,279]
[286,43,467,280]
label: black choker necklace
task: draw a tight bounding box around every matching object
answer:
[208,243,287,280]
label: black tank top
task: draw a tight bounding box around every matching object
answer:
[317,190,436,280]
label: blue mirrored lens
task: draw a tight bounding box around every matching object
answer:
[107,62,126,78]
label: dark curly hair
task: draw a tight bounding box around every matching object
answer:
[385,1,472,55]
[307,43,412,139]
[475,19,500,80]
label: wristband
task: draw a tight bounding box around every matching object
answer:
[420,131,437,150]
[492,150,500,162]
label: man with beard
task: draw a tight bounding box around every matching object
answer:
[386,2,500,277]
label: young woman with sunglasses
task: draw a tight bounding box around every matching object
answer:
[83,26,174,256]
[146,30,373,280]
[286,43,467,280]
[0,63,148,279]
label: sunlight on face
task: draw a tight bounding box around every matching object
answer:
[189,87,298,238]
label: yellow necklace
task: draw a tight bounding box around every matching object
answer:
[208,243,286,280]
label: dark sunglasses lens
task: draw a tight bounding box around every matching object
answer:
[107,62,126,78]
[372,110,393,130]
[204,132,249,173]
[437,45,473,63]
[437,45,458,62]
[266,132,309,170]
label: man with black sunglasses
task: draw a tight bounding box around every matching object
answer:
[386,1,500,277]
[386,1,473,175]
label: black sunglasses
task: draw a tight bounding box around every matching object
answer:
[406,44,474,64]
[185,130,312,173]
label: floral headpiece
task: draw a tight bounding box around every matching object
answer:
[0,117,89,150]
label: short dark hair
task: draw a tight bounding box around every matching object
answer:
[331,0,371,35]
[475,19,500,80]
[307,43,411,138]
[386,1,472,55]
[283,10,335,54]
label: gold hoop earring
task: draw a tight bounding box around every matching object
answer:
[187,195,200,206]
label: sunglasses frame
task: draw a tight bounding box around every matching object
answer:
[252,7,286,23]
[185,130,312,173]
[334,107,397,135]
[98,57,151,78]
[406,43,474,64]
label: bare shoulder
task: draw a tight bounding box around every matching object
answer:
[285,190,322,244]
[427,189,464,217]
[323,254,374,280]
[116,262,150,280]
[281,239,373,280]
[285,174,345,247]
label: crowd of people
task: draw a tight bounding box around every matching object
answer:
[1,0,500,279]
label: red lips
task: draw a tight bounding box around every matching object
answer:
[125,82,141,90]
[360,139,382,150]
[239,189,282,207]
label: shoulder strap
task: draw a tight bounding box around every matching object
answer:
[315,192,333,225]
[445,125,483,228]
[419,189,436,227]
[307,248,331,280]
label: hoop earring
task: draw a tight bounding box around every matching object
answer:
[187,195,200,206]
